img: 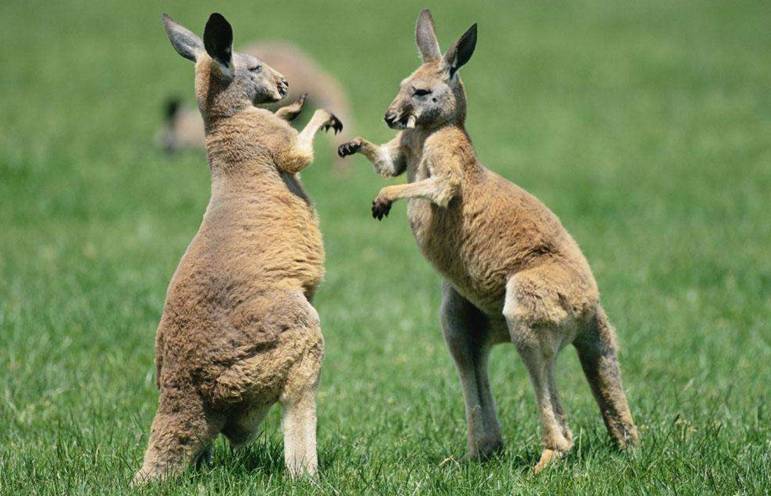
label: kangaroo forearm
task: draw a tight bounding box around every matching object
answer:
[380,176,458,207]
[274,94,307,122]
[275,110,331,173]
[276,148,313,174]
[359,138,406,177]
[274,106,297,121]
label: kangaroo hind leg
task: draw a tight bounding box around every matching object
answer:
[503,271,574,474]
[573,306,639,448]
[278,293,324,479]
[133,386,223,485]
[440,282,503,460]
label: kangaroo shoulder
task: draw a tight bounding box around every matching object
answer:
[423,128,475,169]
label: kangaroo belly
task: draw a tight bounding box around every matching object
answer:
[408,198,508,314]
[406,172,596,316]
[199,187,325,293]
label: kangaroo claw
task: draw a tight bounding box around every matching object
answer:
[323,113,343,134]
[371,198,392,220]
[337,139,361,157]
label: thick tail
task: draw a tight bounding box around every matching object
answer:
[573,306,639,448]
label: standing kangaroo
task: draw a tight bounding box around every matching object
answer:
[133,13,342,484]
[338,10,638,473]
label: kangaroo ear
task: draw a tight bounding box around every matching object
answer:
[203,13,234,78]
[444,23,477,79]
[415,9,441,62]
[162,14,203,62]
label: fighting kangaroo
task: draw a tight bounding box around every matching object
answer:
[133,13,341,484]
[338,9,638,473]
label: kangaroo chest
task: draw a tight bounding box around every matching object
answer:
[404,154,505,314]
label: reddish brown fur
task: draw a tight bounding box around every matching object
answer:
[339,9,638,473]
[134,14,341,484]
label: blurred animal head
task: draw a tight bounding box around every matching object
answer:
[384,9,477,131]
[156,97,204,154]
[162,13,288,123]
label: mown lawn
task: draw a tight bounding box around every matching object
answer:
[0,0,768,494]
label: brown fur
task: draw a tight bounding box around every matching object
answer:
[158,41,354,169]
[339,9,638,473]
[133,14,342,484]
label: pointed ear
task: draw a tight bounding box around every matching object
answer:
[444,23,477,78]
[415,9,441,62]
[162,14,203,62]
[203,13,234,78]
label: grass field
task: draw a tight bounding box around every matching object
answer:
[1,0,769,494]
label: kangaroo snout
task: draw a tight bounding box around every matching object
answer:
[384,108,415,130]
[384,110,400,128]
[277,77,289,98]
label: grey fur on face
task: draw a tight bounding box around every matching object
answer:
[384,14,477,131]
[161,13,288,117]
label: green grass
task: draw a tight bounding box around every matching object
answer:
[1,0,769,494]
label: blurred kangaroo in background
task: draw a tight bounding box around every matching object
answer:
[134,13,342,484]
[158,41,353,169]
[338,9,638,473]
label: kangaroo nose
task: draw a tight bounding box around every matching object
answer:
[277,78,289,97]
[384,111,397,127]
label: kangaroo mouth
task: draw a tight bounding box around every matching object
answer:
[277,79,289,99]
[385,113,416,130]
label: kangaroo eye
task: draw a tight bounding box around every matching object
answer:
[413,88,432,97]
[249,65,262,72]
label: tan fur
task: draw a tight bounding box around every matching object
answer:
[134,14,342,484]
[158,41,354,169]
[339,10,638,473]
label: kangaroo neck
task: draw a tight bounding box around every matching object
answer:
[404,122,478,182]
[404,122,471,149]
[406,121,471,157]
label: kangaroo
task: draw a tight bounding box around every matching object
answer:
[133,13,342,484]
[158,41,354,169]
[338,9,638,473]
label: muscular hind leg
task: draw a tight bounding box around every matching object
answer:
[440,282,503,459]
[279,335,322,479]
[281,385,319,478]
[133,386,223,485]
[547,361,573,445]
[503,272,574,473]
[574,306,639,448]
[222,403,273,450]
[215,291,324,479]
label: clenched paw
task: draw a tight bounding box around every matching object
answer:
[284,93,307,120]
[371,197,392,220]
[322,113,343,135]
[337,139,362,157]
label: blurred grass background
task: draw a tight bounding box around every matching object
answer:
[0,0,769,494]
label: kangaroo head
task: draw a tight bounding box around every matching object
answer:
[384,10,477,131]
[162,13,288,125]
